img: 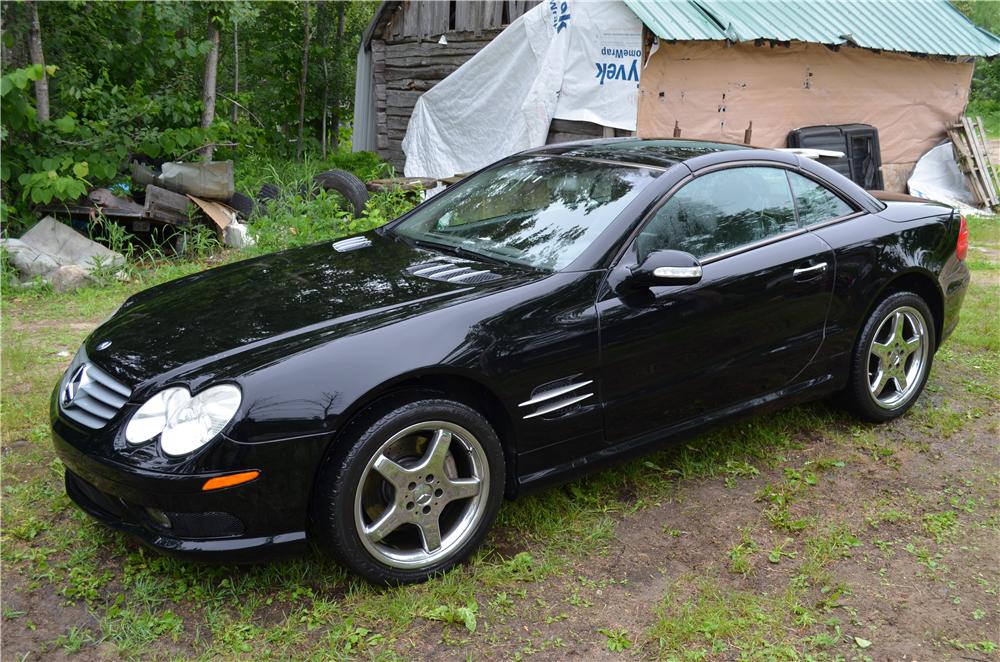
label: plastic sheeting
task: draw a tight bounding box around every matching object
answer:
[907,142,990,215]
[402,0,642,178]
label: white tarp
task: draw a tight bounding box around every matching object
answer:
[907,142,990,215]
[403,0,643,178]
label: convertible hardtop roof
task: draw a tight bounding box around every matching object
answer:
[526,138,752,169]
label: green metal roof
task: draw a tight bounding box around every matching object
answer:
[624,0,1000,57]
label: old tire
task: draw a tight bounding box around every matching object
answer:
[257,183,282,208]
[314,169,369,218]
[312,398,504,584]
[847,291,935,422]
[226,191,256,220]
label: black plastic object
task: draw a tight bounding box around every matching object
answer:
[787,124,884,190]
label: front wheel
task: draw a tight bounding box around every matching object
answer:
[847,291,935,422]
[313,398,505,584]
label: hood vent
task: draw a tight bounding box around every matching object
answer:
[406,261,502,285]
[333,236,372,252]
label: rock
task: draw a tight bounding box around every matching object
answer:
[49,265,96,292]
[2,238,60,278]
[19,216,125,273]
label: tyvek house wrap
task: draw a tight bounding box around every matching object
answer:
[402,0,643,179]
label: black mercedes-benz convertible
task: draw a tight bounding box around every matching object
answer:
[52,139,970,583]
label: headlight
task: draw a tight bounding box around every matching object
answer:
[125,385,242,456]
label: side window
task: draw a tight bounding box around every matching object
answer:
[637,167,798,261]
[787,171,855,225]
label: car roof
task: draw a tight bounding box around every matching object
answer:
[526,137,752,169]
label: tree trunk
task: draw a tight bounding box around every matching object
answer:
[317,2,331,159]
[26,0,49,122]
[331,3,346,151]
[230,21,239,124]
[200,14,221,161]
[296,1,312,161]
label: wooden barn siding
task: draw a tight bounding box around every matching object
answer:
[371,1,623,173]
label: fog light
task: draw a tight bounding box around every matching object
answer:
[145,507,172,529]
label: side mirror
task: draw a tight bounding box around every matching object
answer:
[627,249,703,287]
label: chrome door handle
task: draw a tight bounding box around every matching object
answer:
[793,262,828,278]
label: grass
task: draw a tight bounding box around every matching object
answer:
[1,209,998,658]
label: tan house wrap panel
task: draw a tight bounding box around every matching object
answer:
[637,41,973,168]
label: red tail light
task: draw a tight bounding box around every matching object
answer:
[956,214,969,261]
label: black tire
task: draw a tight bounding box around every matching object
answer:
[312,397,505,584]
[226,191,255,220]
[314,169,370,218]
[256,183,282,207]
[847,291,935,422]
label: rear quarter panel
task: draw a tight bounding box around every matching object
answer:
[809,205,965,389]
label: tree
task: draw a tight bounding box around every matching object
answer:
[296,1,311,161]
[25,0,49,122]
[200,10,222,160]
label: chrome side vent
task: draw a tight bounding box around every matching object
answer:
[60,361,132,429]
[333,236,372,252]
[519,379,594,420]
[406,261,501,285]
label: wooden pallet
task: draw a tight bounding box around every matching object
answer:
[947,116,999,209]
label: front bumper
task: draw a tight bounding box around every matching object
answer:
[52,414,330,562]
[64,468,307,561]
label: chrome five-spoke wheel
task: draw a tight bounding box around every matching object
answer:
[354,421,490,569]
[866,305,929,410]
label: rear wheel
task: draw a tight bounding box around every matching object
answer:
[848,291,935,422]
[313,398,504,584]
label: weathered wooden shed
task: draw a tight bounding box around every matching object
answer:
[352,0,626,171]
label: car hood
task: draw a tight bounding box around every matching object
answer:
[85,232,541,389]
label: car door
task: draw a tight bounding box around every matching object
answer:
[598,165,836,445]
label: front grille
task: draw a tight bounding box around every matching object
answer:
[60,360,132,430]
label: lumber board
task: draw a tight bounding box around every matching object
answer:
[972,116,999,204]
[949,127,988,205]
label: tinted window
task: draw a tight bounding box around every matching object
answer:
[394,157,660,271]
[788,171,854,225]
[638,167,798,261]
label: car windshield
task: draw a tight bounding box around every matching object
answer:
[392,156,661,271]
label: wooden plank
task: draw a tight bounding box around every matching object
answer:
[401,1,420,38]
[949,127,988,205]
[973,116,999,204]
[961,117,997,206]
[384,53,483,68]
[454,2,483,34]
[483,0,504,28]
[385,30,503,46]
[422,1,450,36]
[384,65,460,81]
[384,40,488,57]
